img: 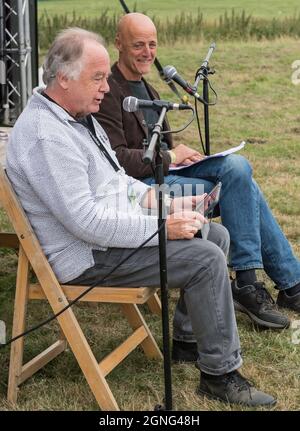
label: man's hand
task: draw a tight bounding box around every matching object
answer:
[171,194,207,214]
[181,154,205,165]
[172,144,204,166]
[166,211,208,240]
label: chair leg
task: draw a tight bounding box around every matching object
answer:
[121,303,162,360]
[55,310,120,410]
[7,246,119,410]
[147,292,161,316]
[7,246,29,404]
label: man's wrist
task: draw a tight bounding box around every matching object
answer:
[164,195,174,214]
[168,150,177,164]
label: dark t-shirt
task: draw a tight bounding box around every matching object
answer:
[128,80,168,149]
[128,80,160,133]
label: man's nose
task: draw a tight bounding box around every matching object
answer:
[142,45,151,56]
[100,79,110,93]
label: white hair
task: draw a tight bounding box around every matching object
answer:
[42,27,104,85]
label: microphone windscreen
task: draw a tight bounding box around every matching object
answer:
[122,96,138,112]
[162,65,177,80]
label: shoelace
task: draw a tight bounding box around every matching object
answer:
[225,371,253,394]
[255,282,275,309]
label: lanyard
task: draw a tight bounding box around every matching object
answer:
[41,92,120,173]
[82,116,120,173]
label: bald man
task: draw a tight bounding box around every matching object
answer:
[95,13,300,345]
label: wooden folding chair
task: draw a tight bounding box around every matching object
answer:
[0,166,162,410]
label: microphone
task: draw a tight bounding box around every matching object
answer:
[162,65,204,103]
[122,96,192,113]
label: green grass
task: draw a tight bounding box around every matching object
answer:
[38,0,300,19]
[1,38,300,410]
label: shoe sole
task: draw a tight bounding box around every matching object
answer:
[233,300,290,329]
[197,387,277,407]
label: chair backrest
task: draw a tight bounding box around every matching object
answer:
[0,166,63,299]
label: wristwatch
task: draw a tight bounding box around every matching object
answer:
[168,150,177,164]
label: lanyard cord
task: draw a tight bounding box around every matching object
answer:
[77,115,120,173]
[41,92,120,172]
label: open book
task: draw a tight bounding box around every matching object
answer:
[169,141,246,171]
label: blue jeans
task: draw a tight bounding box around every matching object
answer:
[142,154,300,290]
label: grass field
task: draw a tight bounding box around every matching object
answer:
[0,35,300,411]
[37,0,300,19]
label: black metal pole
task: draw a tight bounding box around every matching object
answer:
[155,150,172,411]
[119,0,173,409]
[29,0,39,88]
[193,43,216,156]
[203,68,210,156]
[143,107,173,411]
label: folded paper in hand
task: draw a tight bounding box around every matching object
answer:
[169,141,246,171]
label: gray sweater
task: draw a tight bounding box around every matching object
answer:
[6,88,158,283]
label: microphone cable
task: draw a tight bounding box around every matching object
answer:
[194,70,218,107]
[193,71,218,155]
[160,106,195,136]
[0,221,166,349]
[194,98,206,155]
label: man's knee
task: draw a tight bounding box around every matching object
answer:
[167,239,229,292]
[223,154,253,179]
[167,237,228,273]
[188,238,228,271]
[208,223,230,256]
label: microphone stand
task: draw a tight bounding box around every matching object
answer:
[143,107,173,411]
[193,42,216,156]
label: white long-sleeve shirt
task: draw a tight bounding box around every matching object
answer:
[6,88,158,283]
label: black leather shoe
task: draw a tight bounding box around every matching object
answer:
[197,370,276,407]
[231,280,290,329]
[172,340,198,363]
[277,289,300,313]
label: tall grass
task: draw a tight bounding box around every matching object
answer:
[38,8,300,49]
[38,9,119,49]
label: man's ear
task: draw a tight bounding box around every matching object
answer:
[56,71,69,90]
[115,34,122,52]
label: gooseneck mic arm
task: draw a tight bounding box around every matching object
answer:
[193,42,216,90]
[201,42,216,70]
[195,42,216,156]
[143,106,167,165]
